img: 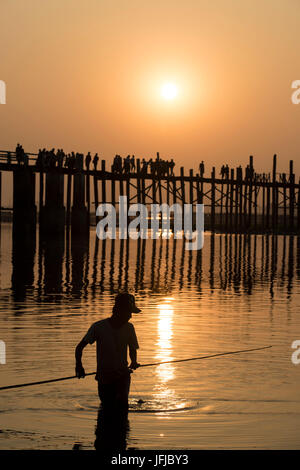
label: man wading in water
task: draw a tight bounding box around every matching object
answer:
[75,293,140,411]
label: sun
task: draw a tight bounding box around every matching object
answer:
[161,82,178,100]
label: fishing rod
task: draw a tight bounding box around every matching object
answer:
[0,345,272,392]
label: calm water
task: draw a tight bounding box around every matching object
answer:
[1,223,300,449]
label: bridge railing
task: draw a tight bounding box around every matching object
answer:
[0,150,38,164]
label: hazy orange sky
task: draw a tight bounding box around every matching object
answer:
[1,0,300,176]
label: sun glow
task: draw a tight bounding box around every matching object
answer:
[161,82,178,100]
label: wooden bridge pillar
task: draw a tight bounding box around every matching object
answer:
[136,159,141,204]
[234,168,239,230]
[272,154,278,230]
[238,167,243,231]
[289,160,295,231]
[111,165,116,206]
[189,169,194,228]
[297,178,300,231]
[229,169,234,231]
[211,167,216,231]
[248,155,254,229]
[40,171,65,236]
[72,172,89,235]
[86,166,90,226]
[66,173,72,228]
[180,167,186,229]
[101,160,106,203]
[0,171,2,224]
[266,184,271,230]
[13,168,37,242]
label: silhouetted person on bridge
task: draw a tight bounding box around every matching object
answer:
[56,149,65,168]
[85,152,91,170]
[280,173,287,183]
[36,149,43,168]
[16,143,25,165]
[124,155,131,174]
[93,153,99,171]
[130,156,136,172]
[237,165,243,181]
[169,158,175,175]
[199,161,205,177]
[112,155,122,174]
[48,149,56,168]
[141,158,148,176]
[74,152,84,170]
[69,152,76,169]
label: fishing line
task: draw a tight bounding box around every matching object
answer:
[0,345,272,391]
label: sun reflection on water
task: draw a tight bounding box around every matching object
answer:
[154,299,176,402]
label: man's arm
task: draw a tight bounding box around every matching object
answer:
[75,338,88,378]
[128,323,140,370]
[129,347,140,370]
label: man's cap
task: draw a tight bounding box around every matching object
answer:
[114,293,141,313]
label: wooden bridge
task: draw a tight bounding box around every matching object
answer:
[0,149,300,239]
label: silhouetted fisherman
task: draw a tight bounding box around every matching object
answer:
[94,403,129,452]
[75,293,140,412]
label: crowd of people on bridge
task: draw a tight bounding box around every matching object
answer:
[197,161,278,183]
[217,163,291,183]
[10,144,293,184]
[220,163,271,182]
[35,148,99,171]
[15,143,28,165]
[112,154,175,177]
[12,144,176,177]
